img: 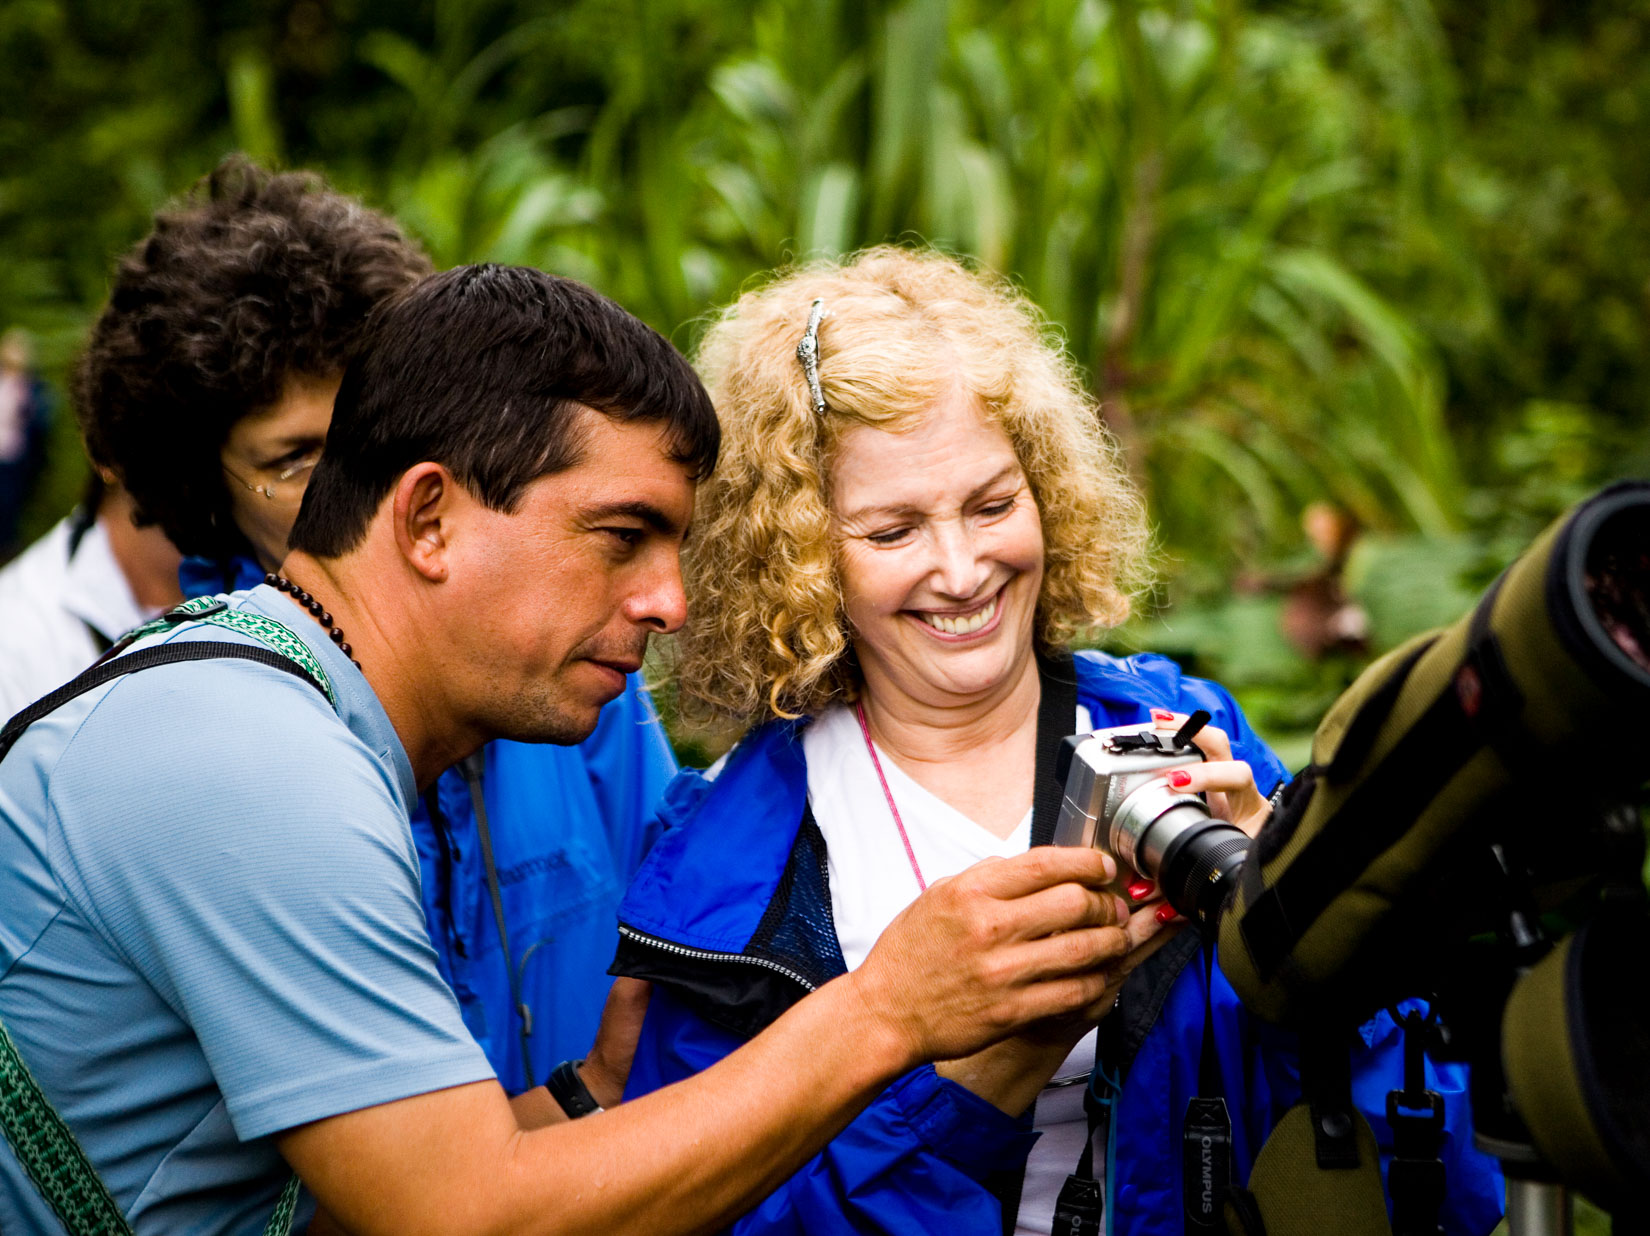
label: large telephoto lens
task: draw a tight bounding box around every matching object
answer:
[1218,481,1650,1025]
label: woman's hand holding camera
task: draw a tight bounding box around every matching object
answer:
[1125,710,1271,924]
[1148,709,1270,835]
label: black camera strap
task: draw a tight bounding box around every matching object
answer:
[459,751,538,1091]
[1184,939,1234,1232]
[994,652,1088,1236]
[1056,1009,1122,1234]
[421,759,537,1093]
[1031,651,1079,848]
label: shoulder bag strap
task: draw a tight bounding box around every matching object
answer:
[2,641,328,762]
[0,1016,130,1236]
[111,596,336,707]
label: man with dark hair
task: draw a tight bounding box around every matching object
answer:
[70,157,680,1087]
[292,263,718,562]
[0,263,1128,1234]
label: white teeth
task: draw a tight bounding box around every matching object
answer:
[919,593,998,636]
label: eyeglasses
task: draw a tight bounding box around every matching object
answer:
[222,452,320,501]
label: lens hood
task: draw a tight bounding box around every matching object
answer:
[1548,480,1650,700]
[1502,909,1650,1207]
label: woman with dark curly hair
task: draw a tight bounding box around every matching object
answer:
[76,157,427,577]
[74,157,681,1091]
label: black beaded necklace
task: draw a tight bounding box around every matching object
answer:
[264,572,362,670]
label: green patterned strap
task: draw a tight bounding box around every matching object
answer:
[3,1010,301,1236]
[265,1175,300,1235]
[0,1015,131,1235]
[122,596,336,708]
[3,595,314,1235]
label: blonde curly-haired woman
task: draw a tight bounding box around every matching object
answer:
[612,248,1502,1236]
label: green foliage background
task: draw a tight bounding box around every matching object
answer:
[3,0,1648,772]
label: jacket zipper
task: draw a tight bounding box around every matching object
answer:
[617,923,817,993]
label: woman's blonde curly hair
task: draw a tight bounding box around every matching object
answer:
[676,246,1151,724]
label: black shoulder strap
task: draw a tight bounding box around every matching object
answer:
[1032,651,1080,847]
[993,652,1084,1234]
[1301,1027,1362,1170]
[0,642,331,764]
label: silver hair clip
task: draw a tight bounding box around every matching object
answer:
[795,298,827,416]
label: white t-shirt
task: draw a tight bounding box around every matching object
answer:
[803,702,1100,1236]
[0,514,161,719]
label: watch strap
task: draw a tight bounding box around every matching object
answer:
[547,1058,604,1119]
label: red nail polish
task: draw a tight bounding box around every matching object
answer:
[1151,709,1174,721]
[1168,770,1192,788]
[1127,879,1156,901]
[1155,903,1180,923]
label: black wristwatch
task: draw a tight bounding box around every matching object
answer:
[547,1058,604,1119]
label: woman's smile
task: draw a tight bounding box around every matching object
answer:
[907,586,1003,639]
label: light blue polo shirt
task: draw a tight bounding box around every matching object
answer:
[0,585,494,1234]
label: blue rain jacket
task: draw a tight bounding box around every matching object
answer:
[181,555,677,1089]
[614,650,1503,1235]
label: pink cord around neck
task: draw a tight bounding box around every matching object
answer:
[853,701,927,892]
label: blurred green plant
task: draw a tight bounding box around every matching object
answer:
[3,0,1647,763]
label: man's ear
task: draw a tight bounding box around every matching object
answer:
[392,463,458,583]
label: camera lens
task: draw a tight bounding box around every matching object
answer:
[1158,823,1250,926]
[1109,785,1251,925]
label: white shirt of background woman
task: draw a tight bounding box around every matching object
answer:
[804,701,1099,1236]
[0,516,159,718]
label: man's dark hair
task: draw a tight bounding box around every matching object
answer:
[288,264,720,557]
[74,156,432,561]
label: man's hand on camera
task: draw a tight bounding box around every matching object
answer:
[845,845,1130,1068]
[934,876,1180,1115]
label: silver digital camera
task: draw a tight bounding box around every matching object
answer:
[1052,710,1251,924]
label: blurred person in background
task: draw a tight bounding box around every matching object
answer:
[615,249,1503,1235]
[75,156,678,1086]
[1273,502,1369,661]
[0,327,53,557]
[0,469,182,718]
